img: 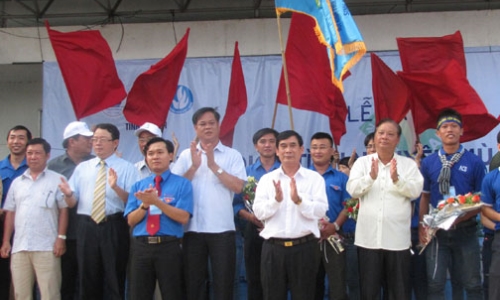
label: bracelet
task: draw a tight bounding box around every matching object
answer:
[140,203,149,210]
[333,222,340,231]
[57,234,67,240]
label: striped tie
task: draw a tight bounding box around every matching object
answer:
[91,160,106,223]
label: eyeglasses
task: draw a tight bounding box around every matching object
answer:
[91,137,113,143]
[138,137,154,143]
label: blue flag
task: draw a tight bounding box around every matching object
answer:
[275,0,366,91]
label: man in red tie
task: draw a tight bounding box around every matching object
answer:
[125,137,193,299]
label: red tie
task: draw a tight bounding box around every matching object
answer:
[146,175,161,235]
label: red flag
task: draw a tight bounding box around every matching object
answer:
[397,31,466,74]
[276,13,347,145]
[219,42,248,147]
[398,60,500,142]
[45,21,126,120]
[371,53,410,124]
[124,29,190,127]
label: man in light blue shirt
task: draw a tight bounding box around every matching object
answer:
[60,123,139,300]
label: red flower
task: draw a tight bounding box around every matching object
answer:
[472,195,480,203]
[348,207,354,213]
[438,203,445,209]
[243,195,249,200]
[458,195,466,204]
[447,197,455,204]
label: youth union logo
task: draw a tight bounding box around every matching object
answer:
[170,85,193,114]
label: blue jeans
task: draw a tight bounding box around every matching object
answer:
[344,235,360,300]
[425,223,483,300]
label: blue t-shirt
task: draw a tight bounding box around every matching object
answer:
[124,170,193,238]
[0,155,28,207]
[481,168,500,231]
[421,147,485,208]
[233,157,281,215]
[310,165,352,232]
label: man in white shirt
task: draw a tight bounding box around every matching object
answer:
[171,107,246,300]
[1,138,68,300]
[253,130,328,300]
[347,119,423,300]
[134,122,162,179]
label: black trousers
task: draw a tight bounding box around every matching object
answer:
[261,236,320,300]
[315,240,348,300]
[77,214,129,300]
[130,236,183,299]
[489,230,500,300]
[183,231,236,300]
[358,247,411,300]
[61,239,78,300]
[0,217,11,300]
[244,222,264,300]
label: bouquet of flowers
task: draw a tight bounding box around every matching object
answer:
[419,192,482,254]
[242,176,258,214]
[343,198,359,221]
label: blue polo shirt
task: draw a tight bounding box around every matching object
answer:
[421,146,486,208]
[310,165,352,231]
[124,170,193,238]
[481,168,500,231]
[233,157,281,215]
[0,155,28,207]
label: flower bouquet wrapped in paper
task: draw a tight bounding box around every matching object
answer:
[419,192,482,254]
[242,176,258,214]
[343,198,359,221]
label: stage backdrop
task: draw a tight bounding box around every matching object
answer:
[43,47,500,168]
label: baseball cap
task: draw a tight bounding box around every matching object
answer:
[63,121,93,140]
[134,122,162,137]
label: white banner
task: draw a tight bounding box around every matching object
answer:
[42,48,500,168]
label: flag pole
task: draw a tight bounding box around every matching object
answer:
[272,13,294,130]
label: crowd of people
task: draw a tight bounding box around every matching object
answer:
[0,106,498,300]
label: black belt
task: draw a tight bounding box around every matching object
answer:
[267,234,317,247]
[135,235,179,244]
[449,218,477,230]
[81,212,124,223]
[341,232,355,239]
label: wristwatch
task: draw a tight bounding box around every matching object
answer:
[216,168,224,176]
[57,235,67,240]
[140,203,149,210]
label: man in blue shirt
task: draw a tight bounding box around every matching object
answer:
[125,137,193,299]
[0,125,32,299]
[309,132,350,300]
[419,109,485,300]
[234,128,280,300]
[59,123,139,300]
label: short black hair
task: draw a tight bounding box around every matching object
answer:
[277,130,303,147]
[364,132,375,147]
[310,132,333,146]
[252,128,279,145]
[7,125,32,141]
[27,137,51,154]
[375,119,402,137]
[94,123,120,140]
[143,137,174,155]
[437,108,462,124]
[192,107,220,125]
[339,156,354,168]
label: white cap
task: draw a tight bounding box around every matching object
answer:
[134,122,162,137]
[63,121,93,140]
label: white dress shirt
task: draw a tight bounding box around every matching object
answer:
[347,153,423,250]
[253,166,328,239]
[171,141,246,233]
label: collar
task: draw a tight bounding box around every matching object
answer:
[310,164,336,175]
[253,157,280,171]
[438,145,464,156]
[95,153,119,166]
[197,141,224,153]
[0,155,27,170]
[21,167,48,179]
[156,169,172,182]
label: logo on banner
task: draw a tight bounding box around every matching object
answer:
[171,85,193,114]
[103,101,126,119]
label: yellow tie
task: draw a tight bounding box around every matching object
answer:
[91,160,106,223]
